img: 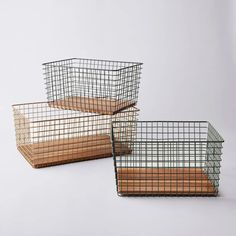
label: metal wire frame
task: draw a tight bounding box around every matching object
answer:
[111,121,224,196]
[43,58,143,115]
[12,101,139,168]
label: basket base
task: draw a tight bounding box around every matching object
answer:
[48,96,135,115]
[17,134,131,168]
[117,167,217,196]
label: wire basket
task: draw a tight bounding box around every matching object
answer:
[111,121,224,196]
[43,58,142,115]
[12,102,139,168]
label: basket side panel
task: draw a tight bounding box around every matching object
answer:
[205,142,223,192]
[116,65,141,107]
[44,59,76,102]
[13,108,31,147]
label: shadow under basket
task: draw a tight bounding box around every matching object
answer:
[12,102,138,168]
[111,121,224,196]
[43,58,142,115]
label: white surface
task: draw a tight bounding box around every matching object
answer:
[0,0,235,235]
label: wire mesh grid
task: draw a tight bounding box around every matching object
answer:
[43,58,142,115]
[111,121,224,196]
[12,102,139,168]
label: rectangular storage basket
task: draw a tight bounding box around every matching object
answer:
[111,121,224,196]
[43,58,142,115]
[12,102,138,168]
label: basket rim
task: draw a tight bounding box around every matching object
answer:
[12,101,139,110]
[113,140,224,143]
[111,120,224,143]
[42,58,143,72]
[12,101,139,123]
[112,120,209,123]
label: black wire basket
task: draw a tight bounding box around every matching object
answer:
[12,102,139,168]
[43,58,143,115]
[111,121,224,196]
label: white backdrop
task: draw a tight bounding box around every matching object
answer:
[0,1,235,235]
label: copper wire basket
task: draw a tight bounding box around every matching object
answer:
[13,101,139,168]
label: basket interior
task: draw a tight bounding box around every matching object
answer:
[43,58,142,71]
